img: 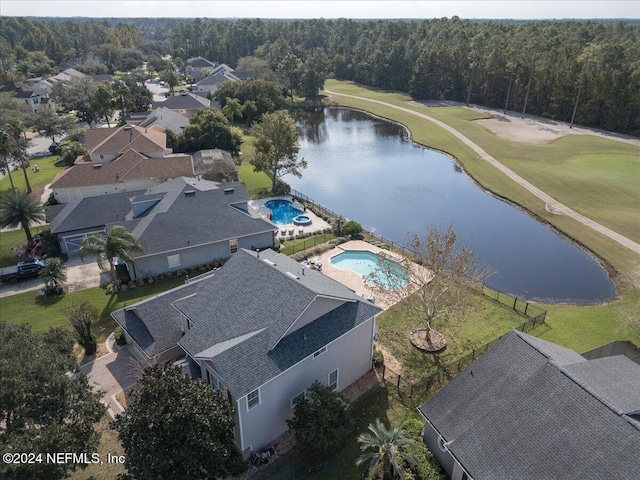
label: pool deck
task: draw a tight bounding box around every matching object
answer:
[249,196,331,239]
[314,240,405,310]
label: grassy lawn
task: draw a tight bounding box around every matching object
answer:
[1,277,184,342]
[238,133,273,197]
[280,233,335,255]
[0,154,65,193]
[323,80,640,281]
[67,415,126,480]
[0,226,48,267]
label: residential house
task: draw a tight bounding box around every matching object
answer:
[186,56,217,80]
[111,247,382,456]
[194,68,241,94]
[151,92,211,118]
[49,150,194,203]
[49,177,275,279]
[418,330,640,480]
[139,107,190,135]
[83,124,169,162]
[192,149,237,182]
[14,85,49,114]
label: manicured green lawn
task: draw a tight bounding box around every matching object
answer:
[1,278,184,342]
[0,154,65,193]
[238,133,272,197]
[323,79,640,281]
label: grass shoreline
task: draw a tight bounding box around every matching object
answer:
[321,80,640,296]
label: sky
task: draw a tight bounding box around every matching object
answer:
[1,0,639,20]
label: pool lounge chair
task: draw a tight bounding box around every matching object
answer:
[288,227,294,235]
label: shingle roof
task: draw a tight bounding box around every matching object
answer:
[195,72,235,87]
[174,249,381,397]
[139,107,189,133]
[187,56,216,68]
[50,189,144,234]
[418,331,640,480]
[111,278,207,358]
[152,93,210,111]
[121,178,273,257]
[50,151,193,189]
[50,177,274,257]
[84,125,166,156]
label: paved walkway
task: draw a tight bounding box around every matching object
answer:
[324,89,640,256]
[82,336,141,418]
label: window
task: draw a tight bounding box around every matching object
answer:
[291,391,306,408]
[313,346,326,358]
[247,389,260,410]
[328,369,338,391]
[167,254,181,268]
[230,239,238,254]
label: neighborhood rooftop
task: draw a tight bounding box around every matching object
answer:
[418,330,640,480]
[169,248,381,397]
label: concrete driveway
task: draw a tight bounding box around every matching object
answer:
[0,255,108,298]
[145,80,170,102]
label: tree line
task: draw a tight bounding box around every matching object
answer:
[1,16,638,134]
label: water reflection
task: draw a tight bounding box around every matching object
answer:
[287,108,615,304]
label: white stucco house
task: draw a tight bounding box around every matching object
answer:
[111,247,382,457]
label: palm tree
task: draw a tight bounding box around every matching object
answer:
[79,225,144,285]
[0,190,45,243]
[356,419,416,480]
[5,119,31,193]
[221,97,244,125]
[39,257,67,295]
[0,129,16,193]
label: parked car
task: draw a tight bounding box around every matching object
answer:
[0,259,45,284]
[49,142,59,154]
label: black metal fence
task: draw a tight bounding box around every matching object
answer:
[379,314,548,399]
[281,233,335,256]
[481,283,547,323]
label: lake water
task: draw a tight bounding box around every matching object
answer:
[288,108,615,304]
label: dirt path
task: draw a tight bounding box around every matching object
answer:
[324,89,640,256]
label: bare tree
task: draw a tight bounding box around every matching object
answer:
[369,225,483,352]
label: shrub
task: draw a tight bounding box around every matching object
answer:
[372,347,384,368]
[120,284,129,292]
[137,278,145,287]
[342,220,363,237]
[113,326,127,346]
[104,283,118,295]
[65,301,98,355]
[400,419,445,480]
[287,381,354,452]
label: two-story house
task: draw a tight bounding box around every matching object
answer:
[111,248,382,457]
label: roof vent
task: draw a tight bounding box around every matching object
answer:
[123,125,133,130]
[262,259,276,266]
[223,187,234,194]
[285,272,299,280]
[184,190,196,197]
[93,164,102,169]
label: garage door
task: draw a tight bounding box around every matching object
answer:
[61,230,105,254]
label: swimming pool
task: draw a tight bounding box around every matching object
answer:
[330,250,408,288]
[265,199,303,225]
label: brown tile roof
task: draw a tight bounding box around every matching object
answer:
[50,151,193,189]
[84,125,166,156]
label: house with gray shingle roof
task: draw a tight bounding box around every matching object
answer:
[151,92,211,118]
[186,56,217,79]
[111,247,382,457]
[48,177,275,277]
[418,330,640,480]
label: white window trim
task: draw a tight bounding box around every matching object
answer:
[247,388,260,411]
[167,254,181,268]
[313,346,327,358]
[328,368,339,391]
[291,391,306,408]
